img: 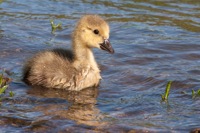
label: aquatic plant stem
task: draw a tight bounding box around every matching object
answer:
[161,81,172,102]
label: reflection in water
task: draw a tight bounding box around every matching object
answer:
[28,87,105,128]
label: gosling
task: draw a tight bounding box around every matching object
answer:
[23,15,114,91]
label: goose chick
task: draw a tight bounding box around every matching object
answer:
[23,15,114,91]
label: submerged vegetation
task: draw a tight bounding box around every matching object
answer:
[50,20,62,34]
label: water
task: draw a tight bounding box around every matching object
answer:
[0,0,200,132]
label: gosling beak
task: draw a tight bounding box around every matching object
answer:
[100,39,114,54]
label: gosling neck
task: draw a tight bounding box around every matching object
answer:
[72,39,99,70]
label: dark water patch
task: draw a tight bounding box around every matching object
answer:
[180,53,200,61]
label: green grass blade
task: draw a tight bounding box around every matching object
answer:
[0,85,8,94]
[9,91,15,97]
[161,81,172,101]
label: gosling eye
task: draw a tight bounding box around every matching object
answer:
[93,29,99,35]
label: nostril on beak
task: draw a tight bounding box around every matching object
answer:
[100,39,114,54]
[104,39,109,44]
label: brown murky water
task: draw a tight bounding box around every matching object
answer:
[0,0,200,132]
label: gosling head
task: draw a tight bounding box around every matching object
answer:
[74,15,114,54]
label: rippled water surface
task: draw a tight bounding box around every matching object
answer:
[1,0,200,132]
